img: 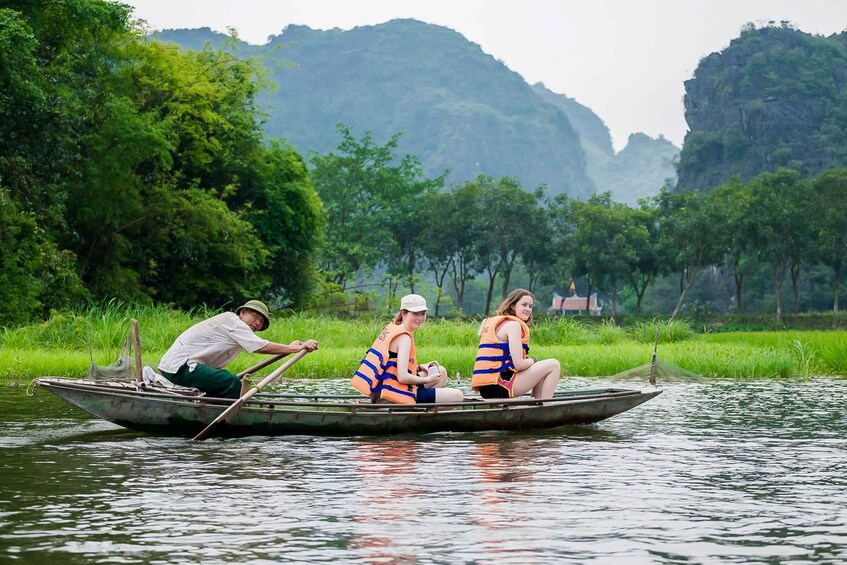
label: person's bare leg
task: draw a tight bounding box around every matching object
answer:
[513,359,560,398]
[434,387,464,403]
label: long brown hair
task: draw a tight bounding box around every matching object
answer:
[392,310,408,324]
[496,288,535,323]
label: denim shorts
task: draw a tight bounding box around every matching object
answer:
[415,386,437,403]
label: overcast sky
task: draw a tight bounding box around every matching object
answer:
[124,0,846,151]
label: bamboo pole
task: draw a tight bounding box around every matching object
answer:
[649,327,659,385]
[132,318,143,385]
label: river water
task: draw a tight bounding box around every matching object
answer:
[1,378,846,564]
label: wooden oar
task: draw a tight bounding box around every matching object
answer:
[192,349,309,441]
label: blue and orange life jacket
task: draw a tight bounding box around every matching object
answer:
[471,315,530,391]
[351,323,418,404]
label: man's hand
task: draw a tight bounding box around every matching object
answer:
[293,339,319,352]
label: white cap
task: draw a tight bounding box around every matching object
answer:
[400,294,429,312]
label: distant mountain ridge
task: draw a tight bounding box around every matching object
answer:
[531,84,679,203]
[154,19,678,201]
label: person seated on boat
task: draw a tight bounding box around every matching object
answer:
[472,289,560,399]
[351,294,464,404]
[157,300,318,399]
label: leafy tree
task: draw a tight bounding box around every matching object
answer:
[468,176,547,314]
[63,32,306,307]
[444,181,485,312]
[568,193,640,318]
[1,1,323,315]
[0,8,49,209]
[747,169,808,322]
[382,157,444,300]
[0,187,87,325]
[418,191,455,316]
[239,142,324,307]
[133,185,271,306]
[707,178,758,312]
[496,180,546,302]
[311,124,441,292]
[546,195,578,298]
[654,188,722,318]
[1,1,134,222]
[810,168,847,313]
[624,202,663,315]
[520,202,558,294]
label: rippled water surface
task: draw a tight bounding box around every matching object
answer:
[2,378,846,564]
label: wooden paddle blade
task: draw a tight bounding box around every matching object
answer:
[192,388,258,441]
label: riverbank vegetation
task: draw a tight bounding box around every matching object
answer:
[3,304,845,383]
[3,2,847,329]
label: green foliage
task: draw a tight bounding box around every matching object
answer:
[561,192,655,316]
[631,319,694,343]
[0,187,88,325]
[239,142,324,306]
[791,339,818,379]
[6,6,847,325]
[677,132,723,175]
[653,187,724,317]
[596,319,627,345]
[310,124,443,290]
[139,186,271,305]
[530,317,593,346]
[0,1,323,320]
[707,177,758,312]
[464,175,546,313]
[746,169,812,320]
[435,181,486,312]
[0,9,47,206]
[809,168,847,311]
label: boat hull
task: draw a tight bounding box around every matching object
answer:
[34,378,661,437]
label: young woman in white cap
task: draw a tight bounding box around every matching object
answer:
[158,300,318,398]
[351,294,464,404]
[472,289,560,399]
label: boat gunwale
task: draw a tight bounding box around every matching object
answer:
[33,377,658,413]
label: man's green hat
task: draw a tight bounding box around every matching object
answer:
[236,300,270,331]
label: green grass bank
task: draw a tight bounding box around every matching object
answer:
[2,304,846,383]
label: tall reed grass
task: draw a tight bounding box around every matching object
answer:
[2,303,846,381]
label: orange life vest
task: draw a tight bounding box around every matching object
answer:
[351,322,418,404]
[471,315,530,391]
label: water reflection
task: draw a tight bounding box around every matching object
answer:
[465,437,545,560]
[2,378,847,563]
[347,439,424,562]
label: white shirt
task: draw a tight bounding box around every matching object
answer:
[158,312,269,373]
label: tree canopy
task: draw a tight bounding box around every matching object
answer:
[0,0,322,324]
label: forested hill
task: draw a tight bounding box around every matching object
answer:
[155,20,677,200]
[677,24,847,191]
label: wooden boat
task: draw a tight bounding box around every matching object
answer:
[33,377,661,438]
